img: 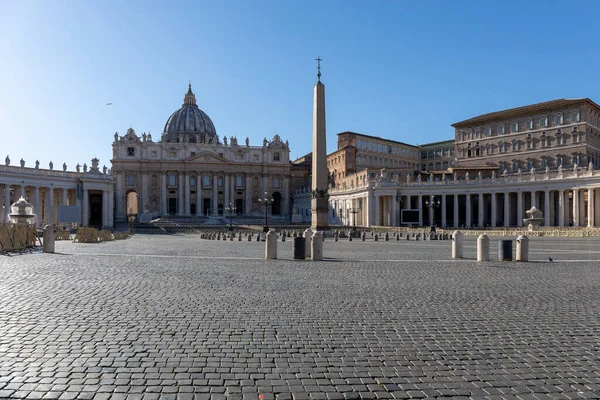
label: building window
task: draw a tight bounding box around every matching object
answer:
[203,175,210,187]
[556,135,562,145]
[555,114,563,125]
[273,177,280,188]
[573,133,578,143]
[236,176,243,187]
[526,119,533,130]
[485,126,491,136]
[151,175,157,186]
[253,154,259,161]
[512,161,519,171]
[512,140,518,151]
[127,174,135,185]
[127,147,135,156]
[151,150,157,157]
[571,111,580,123]
[557,156,563,166]
[541,158,547,168]
[190,176,196,186]
[511,122,518,133]
[218,177,223,187]
[475,129,480,139]
[168,150,176,158]
[273,152,280,161]
[169,174,176,186]
[497,125,505,135]
[540,117,548,128]
[573,155,580,165]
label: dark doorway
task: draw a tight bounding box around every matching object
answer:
[168,198,177,215]
[272,192,282,215]
[89,193,103,227]
[203,198,211,216]
[218,204,223,216]
[235,198,244,214]
[191,203,196,215]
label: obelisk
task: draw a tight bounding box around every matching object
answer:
[311,57,329,231]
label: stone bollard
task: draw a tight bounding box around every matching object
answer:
[415,233,419,241]
[477,234,489,262]
[311,231,323,261]
[452,230,463,259]
[265,229,278,259]
[248,234,252,241]
[516,235,529,262]
[43,224,55,253]
[374,234,379,242]
[334,234,338,242]
[348,233,352,241]
[361,232,366,241]
[217,233,221,240]
[304,228,314,259]
[282,234,286,242]
[256,234,261,242]
[230,235,234,241]
[396,234,400,241]
[238,234,242,241]
[385,232,389,241]
[406,234,410,241]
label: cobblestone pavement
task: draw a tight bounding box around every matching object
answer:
[1,235,600,400]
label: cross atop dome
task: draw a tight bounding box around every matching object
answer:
[183,83,197,106]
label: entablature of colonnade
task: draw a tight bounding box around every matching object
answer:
[328,166,600,197]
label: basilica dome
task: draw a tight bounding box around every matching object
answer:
[162,84,217,143]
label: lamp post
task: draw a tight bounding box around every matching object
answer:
[424,195,441,229]
[224,202,236,231]
[258,191,274,233]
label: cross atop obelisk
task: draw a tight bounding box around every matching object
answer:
[311,57,329,231]
[315,56,322,82]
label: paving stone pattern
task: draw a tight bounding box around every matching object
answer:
[1,235,600,400]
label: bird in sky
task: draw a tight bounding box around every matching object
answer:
[106,103,113,106]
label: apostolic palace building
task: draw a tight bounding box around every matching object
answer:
[2,77,600,230]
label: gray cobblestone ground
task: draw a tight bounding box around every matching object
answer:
[1,235,600,400]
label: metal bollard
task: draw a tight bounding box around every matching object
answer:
[374,234,379,241]
[334,234,338,242]
[516,235,529,262]
[311,231,323,261]
[265,229,278,259]
[348,234,352,241]
[452,230,463,259]
[477,234,489,262]
[385,232,389,241]
[361,232,366,241]
[43,225,55,253]
[282,234,286,242]
[304,228,313,259]
[292,237,305,259]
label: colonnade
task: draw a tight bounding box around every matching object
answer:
[1,183,114,228]
[332,187,600,228]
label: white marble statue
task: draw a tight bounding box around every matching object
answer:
[114,132,119,143]
[478,171,482,180]
[491,170,496,179]
[465,172,470,181]
[589,161,594,171]
[76,163,81,173]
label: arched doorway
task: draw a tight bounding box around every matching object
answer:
[126,190,139,222]
[272,192,282,215]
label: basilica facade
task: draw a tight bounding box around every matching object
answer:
[111,84,291,221]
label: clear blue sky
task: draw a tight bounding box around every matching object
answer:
[3,0,600,171]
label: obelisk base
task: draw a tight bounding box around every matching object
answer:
[311,197,330,232]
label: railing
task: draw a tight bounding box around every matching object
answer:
[0,223,38,251]
[0,165,112,179]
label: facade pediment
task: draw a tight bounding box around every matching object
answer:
[187,152,228,163]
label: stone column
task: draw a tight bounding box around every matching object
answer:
[428,196,434,226]
[453,194,459,227]
[374,194,380,226]
[116,172,125,220]
[185,173,191,216]
[558,190,565,227]
[212,174,218,215]
[391,194,398,226]
[364,194,371,227]
[178,173,184,216]
[196,173,202,216]
[530,191,536,208]
[503,192,510,227]
[544,190,551,227]
[491,193,497,228]
[161,173,167,215]
[48,188,54,225]
[417,194,423,226]
[109,189,115,228]
[573,189,579,227]
[517,192,523,227]
[4,184,11,223]
[20,185,25,198]
[224,174,230,210]
[441,194,447,227]
[82,189,89,226]
[33,186,40,227]
[478,193,484,227]
[595,188,600,227]
[245,175,252,215]
[141,172,148,214]
[465,194,471,228]
[62,188,68,207]
[580,190,586,227]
